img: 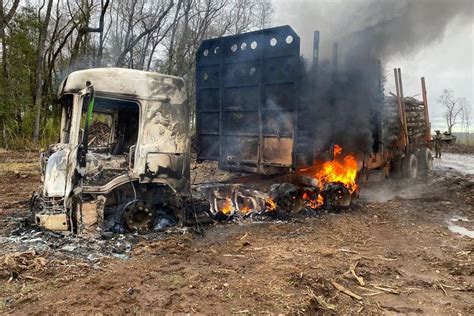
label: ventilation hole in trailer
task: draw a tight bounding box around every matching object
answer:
[249,67,256,76]
[286,35,294,44]
[231,44,238,52]
[203,73,208,81]
[241,42,247,51]
[203,49,209,56]
[250,41,258,49]
[270,37,277,46]
[214,46,220,54]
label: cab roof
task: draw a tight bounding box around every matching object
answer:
[58,68,185,101]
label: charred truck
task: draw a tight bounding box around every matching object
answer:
[32,68,190,234]
[33,26,433,234]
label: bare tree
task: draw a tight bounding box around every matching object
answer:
[67,0,111,69]
[220,0,274,34]
[44,1,76,99]
[146,0,183,71]
[33,0,54,145]
[1,0,275,146]
[0,0,20,79]
[254,0,274,29]
[0,0,20,148]
[115,0,175,67]
[438,89,464,134]
[152,0,274,130]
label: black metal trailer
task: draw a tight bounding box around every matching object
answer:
[195,25,314,175]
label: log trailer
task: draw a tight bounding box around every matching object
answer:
[363,70,433,181]
[32,26,432,235]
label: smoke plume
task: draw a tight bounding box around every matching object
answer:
[279,0,473,155]
[277,0,473,60]
[341,0,473,60]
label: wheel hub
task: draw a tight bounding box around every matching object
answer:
[123,201,155,232]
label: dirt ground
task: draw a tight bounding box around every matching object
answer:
[0,148,473,314]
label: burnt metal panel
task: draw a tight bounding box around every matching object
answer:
[196,25,301,174]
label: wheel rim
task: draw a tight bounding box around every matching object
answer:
[123,201,154,232]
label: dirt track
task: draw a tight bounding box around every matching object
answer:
[1,150,473,314]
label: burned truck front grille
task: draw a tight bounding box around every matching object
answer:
[32,195,66,214]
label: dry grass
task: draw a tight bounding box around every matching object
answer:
[0,162,39,174]
[0,150,40,175]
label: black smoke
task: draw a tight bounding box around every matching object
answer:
[295,0,473,155]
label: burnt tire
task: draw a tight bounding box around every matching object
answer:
[403,154,418,179]
[417,148,433,170]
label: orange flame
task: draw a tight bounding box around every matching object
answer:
[300,144,358,208]
[315,144,358,194]
[266,198,277,211]
[240,205,253,213]
[302,193,322,210]
[302,192,324,208]
[317,194,324,205]
[220,198,233,214]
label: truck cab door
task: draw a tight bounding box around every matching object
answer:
[42,91,86,199]
[132,99,189,191]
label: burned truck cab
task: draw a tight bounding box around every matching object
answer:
[33,68,190,234]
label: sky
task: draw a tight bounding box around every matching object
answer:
[271,0,473,132]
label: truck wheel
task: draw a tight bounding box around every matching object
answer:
[417,148,433,170]
[403,154,418,179]
[122,200,155,233]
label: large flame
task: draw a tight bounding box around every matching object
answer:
[315,144,358,194]
[216,145,358,213]
[300,144,358,208]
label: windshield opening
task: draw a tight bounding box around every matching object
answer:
[82,97,140,155]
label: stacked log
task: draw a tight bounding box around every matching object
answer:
[404,97,427,140]
[382,96,401,146]
[382,96,427,146]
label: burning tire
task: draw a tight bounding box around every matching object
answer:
[402,154,418,179]
[417,148,433,170]
[268,183,302,213]
[321,183,352,208]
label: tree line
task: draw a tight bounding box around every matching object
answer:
[0,0,274,148]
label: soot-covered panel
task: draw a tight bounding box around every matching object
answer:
[196,26,300,174]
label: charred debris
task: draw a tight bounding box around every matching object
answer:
[30,26,433,237]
